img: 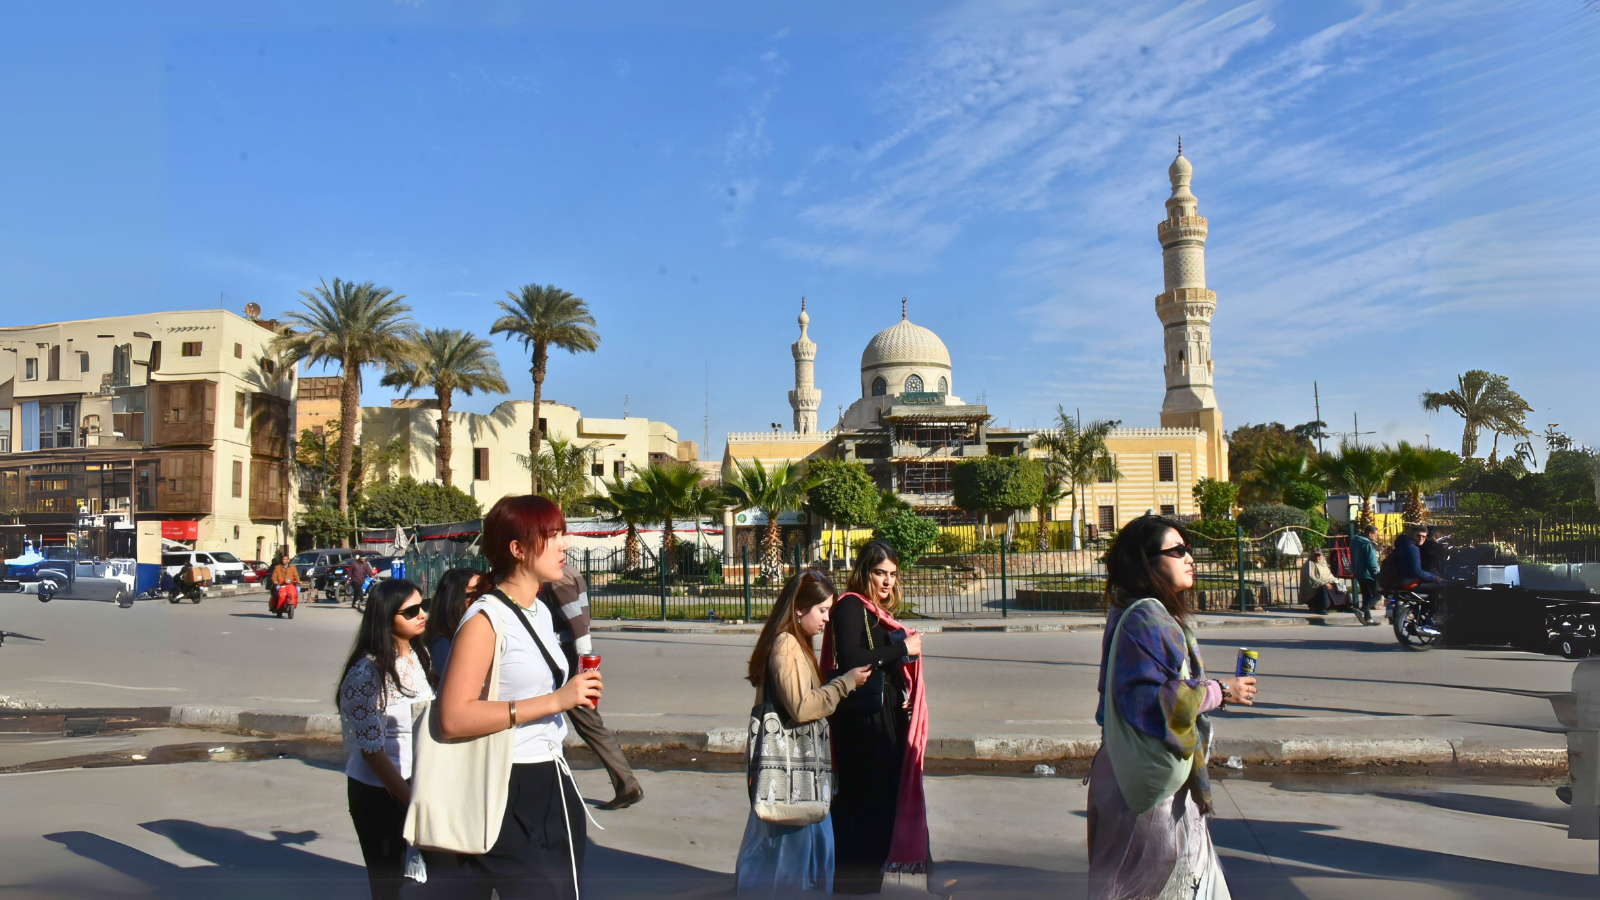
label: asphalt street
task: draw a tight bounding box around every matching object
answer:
[0,590,1572,751]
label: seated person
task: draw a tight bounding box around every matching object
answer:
[1299,549,1342,614]
[1384,524,1441,590]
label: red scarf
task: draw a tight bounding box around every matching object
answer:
[822,591,930,872]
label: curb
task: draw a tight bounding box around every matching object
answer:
[592,615,1317,635]
[165,706,1565,769]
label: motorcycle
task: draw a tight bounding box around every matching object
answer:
[1387,579,1442,650]
[168,565,210,604]
[268,581,299,619]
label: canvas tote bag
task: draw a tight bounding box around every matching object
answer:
[404,606,514,854]
[746,681,833,827]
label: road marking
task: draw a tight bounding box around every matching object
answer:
[600,713,666,717]
[32,679,186,692]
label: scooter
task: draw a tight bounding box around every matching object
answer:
[168,565,209,604]
[269,582,299,619]
[1387,579,1442,650]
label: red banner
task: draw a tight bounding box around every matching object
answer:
[161,521,199,540]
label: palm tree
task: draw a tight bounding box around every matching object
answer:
[633,462,706,562]
[876,488,912,522]
[523,433,592,513]
[379,328,508,487]
[1420,370,1532,460]
[1313,444,1397,529]
[724,459,819,582]
[274,278,420,519]
[1034,472,1068,552]
[1247,451,1315,505]
[594,476,651,571]
[1033,406,1121,550]
[1390,442,1457,524]
[490,284,600,493]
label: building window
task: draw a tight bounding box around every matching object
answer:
[261,357,276,376]
[182,342,203,357]
[613,460,626,479]
[1160,504,1177,516]
[870,376,887,397]
[473,448,490,481]
[148,341,162,372]
[904,374,924,393]
[937,376,948,394]
[1098,505,1116,532]
[538,417,548,435]
[1098,456,1116,484]
[112,344,132,387]
[592,463,604,477]
[38,402,77,450]
[49,345,60,381]
[1158,455,1175,483]
[24,358,36,380]
[232,460,244,497]
[79,351,90,373]
[0,409,10,453]
[233,343,243,359]
[235,392,248,429]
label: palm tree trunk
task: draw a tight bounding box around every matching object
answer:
[761,519,782,582]
[625,523,641,571]
[529,343,549,494]
[1461,422,1476,458]
[1036,506,1049,551]
[1488,430,1500,464]
[336,360,361,528]
[436,387,453,486]
[662,517,675,572]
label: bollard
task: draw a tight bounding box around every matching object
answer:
[1570,659,1600,848]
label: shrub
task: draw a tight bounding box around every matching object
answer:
[972,538,1002,553]
[933,531,965,553]
[1282,480,1326,512]
[297,502,351,548]
[873,510,942,567]
[1192,477,1239,521]
[953,456,1046,520]
[360,476,484,529]
[807,460,881,529]
[1237,503,1309,538]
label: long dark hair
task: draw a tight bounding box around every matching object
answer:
[423,566,483,649]
[846,540,902,615]
[335,578,433,701]
[1104,515,1192,622]
[748,569,836,687]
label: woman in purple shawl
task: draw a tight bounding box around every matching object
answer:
[1088,515,1259,900]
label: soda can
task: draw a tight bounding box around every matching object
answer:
[579,654,602,709]
[1236,648,1258,678]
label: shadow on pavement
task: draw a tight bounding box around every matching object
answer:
[1370,790,1568,826]
[1211,818,1596,898]
[925,859,1085,899]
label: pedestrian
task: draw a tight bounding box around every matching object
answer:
[1419,526,1447,577]
[736,570,872,896]
[824,539,931,894]
[422,567,485,681]
[336,578,435,900]
[270,548,301,615]
[349,554,377,605]
[1087,514,1256,900]
[1350,523,1383,625]
[1298,549,1339,615]
[539,564,645,810]
[436,495,602,899]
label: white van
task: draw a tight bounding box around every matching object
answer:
[162,550,247,585]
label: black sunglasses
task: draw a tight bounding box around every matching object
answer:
[396,600,431,620]
[1156,544,1192,559]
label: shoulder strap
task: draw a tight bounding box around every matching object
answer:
[491,589,568,688]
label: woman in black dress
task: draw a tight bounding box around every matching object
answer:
[826,540,927,893]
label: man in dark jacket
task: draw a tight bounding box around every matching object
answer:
[539,565,644,810]
[1420,527,1447,577]
[1390,524,1441,585]
[1351,524,1383,625]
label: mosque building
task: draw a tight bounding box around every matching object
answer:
[722,145,1226,550]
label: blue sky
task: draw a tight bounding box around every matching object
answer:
[2,1,1597,463]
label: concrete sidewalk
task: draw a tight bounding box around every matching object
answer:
[591,607,1322,634]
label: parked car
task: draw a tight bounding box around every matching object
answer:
[290,549,358,595]
[161,551,246,585]
[240,560,271,584]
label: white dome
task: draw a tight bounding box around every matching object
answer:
[860,318,951,371]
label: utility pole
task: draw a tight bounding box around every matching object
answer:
[703,360,709,459]
[1313,382,1325,453]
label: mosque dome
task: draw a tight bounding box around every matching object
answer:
[1168,152,1192,180]
[860,317,951,371]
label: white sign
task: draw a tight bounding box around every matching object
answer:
[734,510,808,526]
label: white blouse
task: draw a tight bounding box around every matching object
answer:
[461,594,570,763]
[338,651,433,787]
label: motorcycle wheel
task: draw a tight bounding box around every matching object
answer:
[169,592,181,604]
[192,592,203,604]
[286,605,295,620]
[1561,637,1589,660]
[1393,601,1440,651]
[37,584,54,603]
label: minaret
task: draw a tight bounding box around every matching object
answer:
[788,298,820,434]
[1155,140,1227,480]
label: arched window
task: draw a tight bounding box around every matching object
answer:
[871,376,887,397]
[937,376,948,394]
[904,374,924,393]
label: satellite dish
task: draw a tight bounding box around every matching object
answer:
[244,302,262,319]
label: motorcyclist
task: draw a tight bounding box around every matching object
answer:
[1389,523,1441,586]
[345,555,375,605]
[269,549,301,613]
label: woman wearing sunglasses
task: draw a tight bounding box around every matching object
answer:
[336,577,434,900]
[1088,515,1256,900]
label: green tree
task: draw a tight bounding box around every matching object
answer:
[876,488,912,523]
[519,433,593,514]
[952,456,1046,544]
[632,462,707,562]
[1033,407,1121,549]
[360,476,484,529]
[593,476,652,571]
[873,509,941,568]
[1227,422,1319,484]
[1034,454,1069,551]
[274,278,420,521]
[1191,477,1239,521]
[1389,442,1459,524]
[1420,370,1533,460]
[1282,480,1326,512]
[379,328,508,487]
[723,459,819,582]
[806,460,880,565]
[294,420,391,503]
[1245,451,1316,505]
[490,284,600,493]
[1313,444,1397,528]
[298,502,352,548]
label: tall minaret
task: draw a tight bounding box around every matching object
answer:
[1156,140,1227,480]
[788,298,820,434]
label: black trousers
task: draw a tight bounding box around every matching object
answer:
[441,761,587,900]
[347,778,407,900]
[1358,577,1380,612]
[567,704,640,796]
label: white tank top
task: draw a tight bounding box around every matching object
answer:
[460,594,570,763]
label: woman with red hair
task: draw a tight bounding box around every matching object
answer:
[437,495,602,899]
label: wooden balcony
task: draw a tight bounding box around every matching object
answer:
[250,393,290,459]
[150,381,216,448]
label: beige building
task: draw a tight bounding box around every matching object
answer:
[296,375,343,436]
[725,147,1227,540]
[0,307,296,561]
[362,398,695,510]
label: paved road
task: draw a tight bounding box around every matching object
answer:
[0,591,1573,750]
[0,729,1590,899]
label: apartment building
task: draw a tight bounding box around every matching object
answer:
[0,308,295,560]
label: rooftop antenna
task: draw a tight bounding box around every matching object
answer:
[624,394,629,418]
[703,360,709,458]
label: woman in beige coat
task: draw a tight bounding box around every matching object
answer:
[737,570,871,897]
